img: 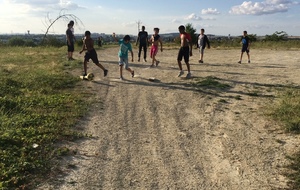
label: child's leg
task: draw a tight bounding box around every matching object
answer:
[126,67,133,73]
[95,62,106,71]
[138,45,142,61]
[247,52,250,60]
[151,55,156,66]
[119,65,123,78]
[185,61,191,73]
[177,60,183,71]
[184,53,191,73]
[83,60,88,75]
[143,44,147,60]
[200,52,204,61]
[240,52,244,61]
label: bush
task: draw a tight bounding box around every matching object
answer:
[8,37,26,46]
[41,35,65,47]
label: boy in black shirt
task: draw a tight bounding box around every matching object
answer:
[136,26,148,62]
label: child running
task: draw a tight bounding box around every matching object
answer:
[177,25,193,78]
[112,33,134,80]
[79,31,108,77]
[149,27,163,67]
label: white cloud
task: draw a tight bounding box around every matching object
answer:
[230,0,297,15]
[4,0,80,11]
[201,8,220,15]
[185,13,202,21]
[59,0,79,10]
[121,21,136,28]
[171,19,180,23]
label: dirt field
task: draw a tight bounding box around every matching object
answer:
[36,47,300,190]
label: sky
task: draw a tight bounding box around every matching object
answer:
[0,0,299,36]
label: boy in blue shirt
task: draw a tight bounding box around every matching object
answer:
[112,33,134,80]
[238,31,251,64]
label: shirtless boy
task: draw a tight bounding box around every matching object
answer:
[79,31,108,77]
[177,25,193,78]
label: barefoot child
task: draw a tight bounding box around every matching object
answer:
[112,33,134,80]
[149,28,163,67]
[79,31,108,77]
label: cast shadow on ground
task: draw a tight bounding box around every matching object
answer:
[107,75,299,101]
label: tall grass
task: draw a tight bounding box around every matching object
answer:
[0,46,91,189]
[270,90,300,132]
[268,88,300,189]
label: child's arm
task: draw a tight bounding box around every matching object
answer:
[130,50,134,62]
[159,38,163,52]
[206,35,211,49]
[148,35,153,44]
[188,35,193,56]
[248,38,251,49]
[67,34,71,46]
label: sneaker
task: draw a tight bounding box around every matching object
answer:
[248,60,251,63]
[186,73,192,78]
[199,60,203,63]
[144,59,147,62]
[156,61,160,66]
[120,76,124,80]
[104,69,108,77]
[178,70,184,77]
[238,61,241,64]
[131,70,134,78]
[138,57,140,62]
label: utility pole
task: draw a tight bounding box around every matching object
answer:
[136,20,142,33]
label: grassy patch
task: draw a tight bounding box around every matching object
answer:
[192,76,231,90]
[268,88,300,189]
[269,89,300,133]
[0,46,92,189]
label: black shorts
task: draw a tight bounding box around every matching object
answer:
[241,45,249,53]
[177,46,190,63]
[84,49,99,63]
[67,42,74,52]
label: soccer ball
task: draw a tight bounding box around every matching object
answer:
[87,73,94,80]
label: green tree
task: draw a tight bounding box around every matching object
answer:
[185,23,197,46]
[248,34,257,42]
[265,31,288,41]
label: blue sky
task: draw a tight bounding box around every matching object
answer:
[0,0,299,36]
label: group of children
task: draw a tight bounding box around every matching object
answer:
[74,23,251,80]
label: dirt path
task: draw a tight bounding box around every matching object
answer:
[37,47,300,190]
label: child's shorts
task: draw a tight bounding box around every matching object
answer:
[119,57,129,69]
[150,45,158,58]
[199,46,205,54]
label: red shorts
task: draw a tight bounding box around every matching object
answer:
[150,45,158,58]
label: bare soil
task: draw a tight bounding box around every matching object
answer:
[36,47,300,190]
